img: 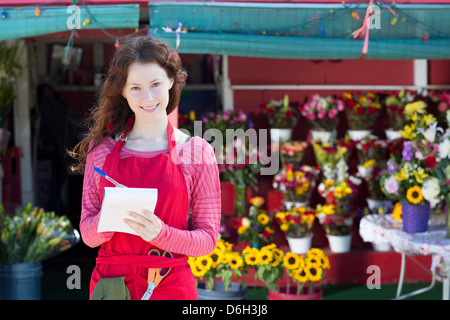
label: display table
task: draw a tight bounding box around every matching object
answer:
[359,214,450,300]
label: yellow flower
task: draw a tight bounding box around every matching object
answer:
[420,113,436,126]
[412,168,429,184]
[250,196,265,207]
[358,96,367,104]
[209,248,223,268]
[316,204,335,215]
[406,186,423,204]
[362,159,376,168]
[342,92,352,100]
[307,248,326,258]
[399,124,417,140]
[196,256,213,271]
[305,262,323,282]
[283,252,301,270]
[280,223,289,232]
[229,254,244,270]
[257,213,270,225]
[270,247,284,267]
[189,110,196,121]
[393,202,402,221]
[191,264,207,277]
[286,169,294,182]
[395,165,409,181]
[243,247,259,266]
[292,267,308,283]
[404,101,427,120]
[237,225,248,235]
[257,249,273,265]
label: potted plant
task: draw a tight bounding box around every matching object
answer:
[242,244,328,300]
[279,140,308,167]
[380,101,444,233]
[188,238,248,300]
[0,203,80,300]
[312,137,355,171]
[301,94,344,142]
[316,159,361,253]
[272,164,319,207]
[275,205,315,254]
[384,89,419,140]
[237,197,274,248]
[342,92,382,140]
[261,94,299,142]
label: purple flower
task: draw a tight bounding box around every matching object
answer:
[387,159,397,174]
[402,141,414,161]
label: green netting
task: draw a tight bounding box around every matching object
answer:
[0,4,139,40]
[148,2,450,59]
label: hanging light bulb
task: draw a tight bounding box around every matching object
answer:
[35,7,41,16]
[1,11,7,19]
[115,39,120,50]
[423,34,429,42]
[82,18,90,27]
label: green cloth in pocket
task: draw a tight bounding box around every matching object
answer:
[91,277,131,300]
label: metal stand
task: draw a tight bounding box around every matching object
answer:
[393,253,449,300]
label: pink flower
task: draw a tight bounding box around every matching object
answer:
[307,112,316,120]
[384,176,399,194]
[328,109,338,119]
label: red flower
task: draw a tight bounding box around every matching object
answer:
[286,109,294,118]
[356,106,364,115]
[367,106,376,114]
[388,104,397,111]
[424,156,437,169]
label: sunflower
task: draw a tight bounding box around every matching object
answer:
[195,255,213,271]
[257,249,273,265]
[191,264,207,277]
[243,247,259,266]
[292,267,308,283]
[305,262,323,282]
[406,186,423,204]
[257,213,270,225]
[229,254,244,270]
[283,252,301,270]
[307,248,326,258]
[270,248,284,267]
[393,202,402,221]
[209,248,224,268]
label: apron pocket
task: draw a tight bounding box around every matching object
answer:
[91,277,131,300]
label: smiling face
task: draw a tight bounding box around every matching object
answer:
[122,62,174,124]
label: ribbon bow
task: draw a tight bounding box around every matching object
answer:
[161,22,187,50]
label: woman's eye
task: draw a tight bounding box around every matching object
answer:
[151,82,161,88]
[130,86,140,91]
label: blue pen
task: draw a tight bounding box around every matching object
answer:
[94,167,127,188]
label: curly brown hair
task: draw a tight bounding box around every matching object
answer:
[69,36,187,172]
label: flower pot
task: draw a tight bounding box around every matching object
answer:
[286,234,313,254]
[0,262,43,300]
[384,128,402,141]
[326,233,352,253]
[371,243,392,252]
[282,200,308,210]
[347,129,371,141]
[366,198,393,215]
[197,282,247,300]
[401,202,430,233]
[268,286,323,300]
[270,128,292,144]
[311,129,334,143]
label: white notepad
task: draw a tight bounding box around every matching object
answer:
[97,187,158,235]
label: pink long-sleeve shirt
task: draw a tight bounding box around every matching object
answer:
[80,135,221,257]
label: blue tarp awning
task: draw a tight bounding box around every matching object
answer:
[148,2,450,59]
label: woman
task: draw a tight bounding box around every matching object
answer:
[70,36,221,300]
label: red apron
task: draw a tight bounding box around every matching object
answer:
[89,120,197,300]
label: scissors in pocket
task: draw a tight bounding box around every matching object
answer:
[141,249,173,300]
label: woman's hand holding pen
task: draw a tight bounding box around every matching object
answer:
[123,209,162,242]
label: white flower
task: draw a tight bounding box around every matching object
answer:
[422,177,441,207]
[418,121,443,143]
[438,138,450,160]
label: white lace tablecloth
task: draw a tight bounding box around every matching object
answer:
[359,214,450,271]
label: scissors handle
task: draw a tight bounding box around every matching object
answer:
[141,282,155,300]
